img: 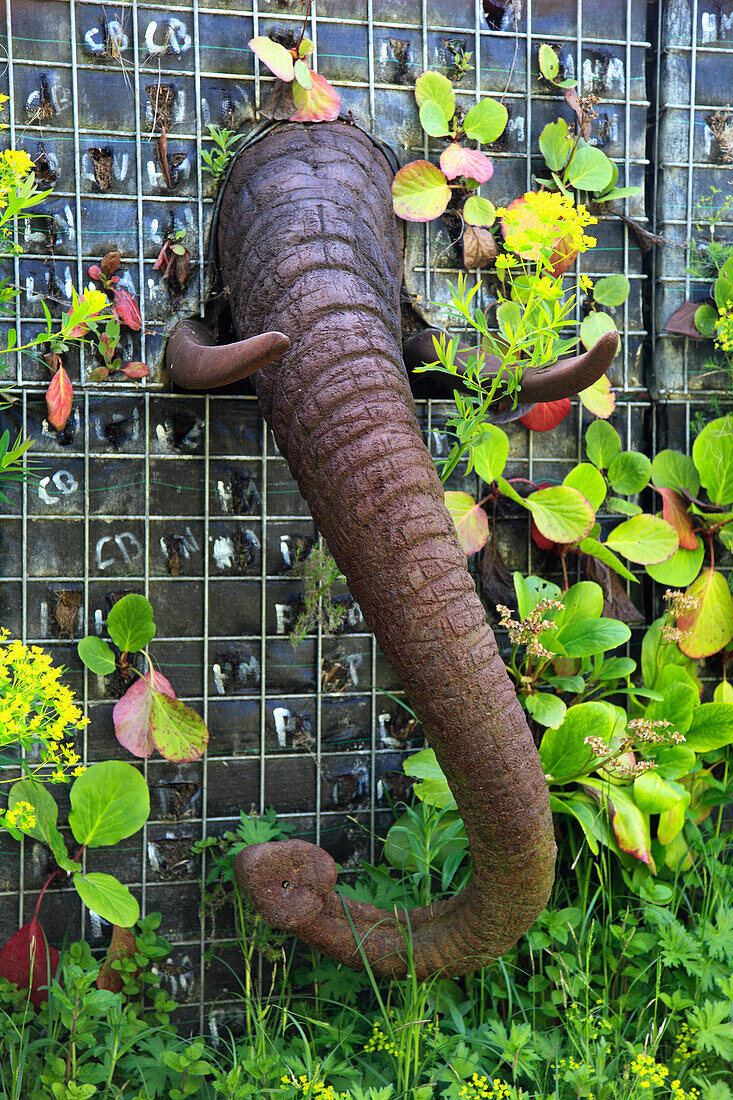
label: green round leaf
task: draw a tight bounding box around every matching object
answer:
[106,594,155,653]
[586,419,621,469]
[654,744,696,781]
[693,415,733,505]
[607,451,652,495]
[580,311,617,352]
[566,145,614,192]
[8,779,58,844]
[74,872,140,927]
[538,43,560,81]
[471,424,508,483]
[415,70,456,119]
[463,195,496,227]
[462,97,508,144]
[633,771,685,814]
[592,274,631,308]
[392,161,451,223]
[149,693,209,763]
[561,580,604,623]
[77,636,117,676]
[605,514,679,565]
[526,485,595,545]
[539,119,571,172]
[540,702,615,783]
[684,702,733,753]
[694,303,718,338]
[68,761,150,848]
[651,449,700,495]
[563,463,607,511]
[419,100,451,137]
[553,619,631,658]
[526,692,566,729]
[646,539,705,587]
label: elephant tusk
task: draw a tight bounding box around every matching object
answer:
[403,328,619,405]
[166,319,290,389]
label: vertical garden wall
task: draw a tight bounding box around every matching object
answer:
[0,0,731,1027]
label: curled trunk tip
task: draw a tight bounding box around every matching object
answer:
[166,319,290,389]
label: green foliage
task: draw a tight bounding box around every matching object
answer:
[289,541,348,646]
[201,124,245,183]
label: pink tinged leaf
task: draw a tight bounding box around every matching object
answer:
[248,36,295,82]
[677,567,733,659]
[0,918,60,1007]
[611,798,655,870]
[578,373,615,419]
[88,264,104,281]
[45,366,74,432]
[113,670,176,758]
[290,71,341,122]
[391,161,452,223]
[439,143,494,183]
[121,362,149,379]
[89,366,111,382]
[444,491,490,555]
[149,693,209,762]
[654,486,698,550]
[519,398,571,432]
[530,519,557,551]
[112,288,142,331]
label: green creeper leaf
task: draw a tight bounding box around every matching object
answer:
[552,619,631,658]
[538,43,560,82]
[561,580,603,623]
[634,771,686,814]
[678,568,733,659]
[592,274,631,307]
[463,195,496,227]
[392,161,451,223]
[646,540,705,587]
[293,58,313,89]
[68,761,149,848]
[540,702,615,783]
[692,415,733,505]
[607,451,652,495]
[471,424,508,483]
[684,702,733,753]
[525,692,566,729]
[585,419,621,469]
[74,872,140,927]
[654,744,696,781]
[149,693,209,763]
[651,449,700,495]
[7,780,72,871]
[106,594,155,653]
[607,496,642,516]
[539,119,572,172]
[566,145,614,192]
[419,100,451,137]
[462,97,508,144]
[577,537,636,582]
[445,491,489,555]
[694,303,718,337]
[525,485,595,544]
[580,311,617,352]
[563,463,607,511]
[77,636,117,676]
[605,514,679,565]
[403,748,455,809]
[414,70,456,120]
[513,572,562,619]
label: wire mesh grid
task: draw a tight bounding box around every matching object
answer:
[0,0,727,1027]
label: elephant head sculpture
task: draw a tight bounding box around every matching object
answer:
[166,121,619,979]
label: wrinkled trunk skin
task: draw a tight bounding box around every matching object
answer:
[220,122,556,978]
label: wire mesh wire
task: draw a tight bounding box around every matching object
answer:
[0,0,729,1027]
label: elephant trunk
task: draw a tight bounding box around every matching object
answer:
[212,122,555,978]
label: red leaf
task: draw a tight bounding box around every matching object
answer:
[439,143,494,183]
[88,264,104,281]
[0,918,59,1007]
[531,519,557,551]
[519,398,571,432]
[121,362,149,379]
[113,670,176,758]
[112,287,142,331]
[654,486,698,550]
[45,366,74,432]
[97,925,137,992]
[664,301,706,339]
[290,70,341,122]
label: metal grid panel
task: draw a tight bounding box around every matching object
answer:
[0,0,666,1024]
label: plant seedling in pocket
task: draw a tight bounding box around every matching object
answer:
[77,594,209,762]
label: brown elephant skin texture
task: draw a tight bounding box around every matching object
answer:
[210,121,557,979]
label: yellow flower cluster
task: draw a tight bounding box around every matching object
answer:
[557,1057,582,1071]
[670,1082,699,1100]
[280,1076,349,1100]
[672,1022,698,1065]
[715,301,733,354]
[3,800,36,829]
[0,630,88,784]
[363,1020,402,1057]
[496,190,598,269]
[458,1075,511,1100]
[630,1053,669,1088]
